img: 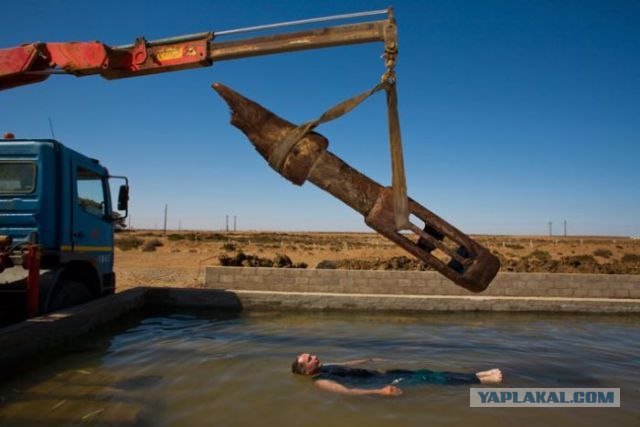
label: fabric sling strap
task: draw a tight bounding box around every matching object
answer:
[267,77,410,230]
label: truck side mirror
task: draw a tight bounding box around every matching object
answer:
[117,185,129,211]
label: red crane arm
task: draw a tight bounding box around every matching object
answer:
[0,33,211,90]
[0,13,395,91]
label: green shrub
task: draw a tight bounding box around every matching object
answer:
[218,251,272,267]
[218,252,306,268]
[621,253,640,263]
[505,244,525,250]
[142,238,163,252]
[115,236,144,251]
[561,255,598,268]
[316,260,338,269]
[593,248,612,258]
[273,254,292,268]
[204,233,226,241]
[529,250,551,261]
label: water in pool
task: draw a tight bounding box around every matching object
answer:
[0,309,638,426]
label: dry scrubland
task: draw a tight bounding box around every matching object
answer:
[113,231,640,291]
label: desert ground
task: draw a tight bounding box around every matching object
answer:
[114,230,640,291]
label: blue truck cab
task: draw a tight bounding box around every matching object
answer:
[0,138,128,322]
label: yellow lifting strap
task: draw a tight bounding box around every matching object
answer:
[267,74,411,231]
[384,73,410,230]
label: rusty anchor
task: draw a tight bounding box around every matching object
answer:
[212,82,500,292]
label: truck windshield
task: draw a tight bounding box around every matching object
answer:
[0,162,36,194]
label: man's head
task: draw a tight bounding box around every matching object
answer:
[291,353,321,375]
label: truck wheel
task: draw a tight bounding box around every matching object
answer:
[48,280,93,312]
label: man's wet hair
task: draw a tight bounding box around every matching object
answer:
[291,357,305,375]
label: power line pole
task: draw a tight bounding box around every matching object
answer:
[163,204,168,235]
[548,221,552,237]
[225,215,229,232]
[563,220,567,237]
[233,215,237,232]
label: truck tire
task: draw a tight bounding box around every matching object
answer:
[48,280,93,312]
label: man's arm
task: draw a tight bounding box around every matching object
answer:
[314,379,402,396]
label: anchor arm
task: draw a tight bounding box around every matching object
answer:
[212,83,500,292]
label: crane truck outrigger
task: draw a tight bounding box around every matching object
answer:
[1,9,499,323]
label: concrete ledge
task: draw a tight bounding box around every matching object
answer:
[146,287,243,309]
[231,290,640,314]
[204,266,640,314]
[0,288,147,381]
[205,267,640,298]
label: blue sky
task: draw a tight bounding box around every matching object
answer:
[2,0,639,236]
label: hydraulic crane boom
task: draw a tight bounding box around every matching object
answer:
[0,10,395,91]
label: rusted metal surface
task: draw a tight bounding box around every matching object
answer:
[0,17,392,90]
[212,83,500,292]
[209,21,386,62]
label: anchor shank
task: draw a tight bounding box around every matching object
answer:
[307,151,383,216]
[213,82,382,214]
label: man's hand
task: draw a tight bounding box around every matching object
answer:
[379,385,403,396]
[475,368,503,384]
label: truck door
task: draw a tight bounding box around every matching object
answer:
[70,159,114,280]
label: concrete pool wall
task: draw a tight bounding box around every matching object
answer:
[204,267,640,313]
